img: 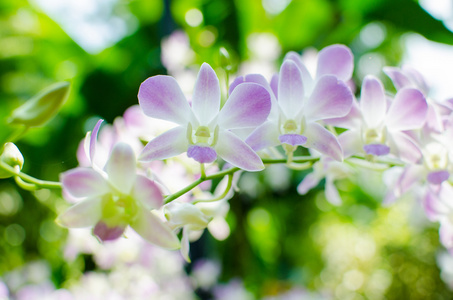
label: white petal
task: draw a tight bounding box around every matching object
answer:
[105,143,137,194]
[56,197,103,228]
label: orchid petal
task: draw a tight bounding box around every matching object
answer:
[388,131,422,163]
[61,168,109,198]
[383,66,412,90]
[325,176,342,205]
[297,172,321,195]
[270,73,279,98]
[56,197,103,228]
[279,134,307,146]
[139,126,188,161]
[284,52,314,93]
[217,83,271,129]
[138,75,193,125]
[386,88,427,131]
[93,222,126,241]
[304,75,353,122]
[427,170,450,185]
[360,75,386,128]
[192,63,221,124]
[229,74,279,121]
[278,60,304,119]
[105,143,136,194]
[363,144,390,156]
[216,130,264,171]
[324,98,362,130]
[229,74,271,96]
[181,226,191,262]
[165,202,210,230]
[316,44,353,81]
[187,145,217,163]
[89,119,103,165]
[130,209,180,250]
[207,217,230,241]
[338,130,362,158]
[132,175,163,210]
[304,122,343,161]
[245,120,280,151]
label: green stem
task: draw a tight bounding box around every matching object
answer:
[0,160,62,189]
[193,173,234,204]
[164,155,322,204]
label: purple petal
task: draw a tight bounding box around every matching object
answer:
[279,134,307,146]
[277,60,304,119]
[130,209,180,249]
[386,88,427,131]
[105,143,136,194]
[360,75,386,128]
[304,122,343,161]
[192,63,221,124]
[217,83,271,129]
[338,130,362,158]
[297,172,321,195]
[61,168,109,198]
[229,74,272,96]
[316,44,353,81]
[427,170,450,185]
[363,144,390,156]
[216,130,264,171]
[387,131,422,163]
[284,52,314,93]
[132,175,163,210]
[138,75,193,125]
[425,104,444,133]
[93,221,126,241]
[57,197,103,228]
[270,73,279,98]
[383,66,412,90]
[139,126,188,161]
[89,119,103,165]
[245,120,280,151]
[304,75,353,122]
[187,145,217,163]
[324,98,362,130]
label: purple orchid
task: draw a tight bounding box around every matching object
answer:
[245,57,353,161]
[332,75,428,163]
[58,141,180,249]
[138,63,271,171]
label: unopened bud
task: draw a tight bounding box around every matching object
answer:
[9,81,70,127]
[164,202,210,230]
[219,47,232,71]
[0,143,24,178]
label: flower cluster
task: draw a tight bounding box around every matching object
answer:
[50,42,453,263]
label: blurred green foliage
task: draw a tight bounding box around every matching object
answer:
[1,0,453,299]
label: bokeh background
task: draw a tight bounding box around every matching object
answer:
[2,0,453,299]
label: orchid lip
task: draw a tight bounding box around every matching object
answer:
[187,145,217,163]
[279,134,307,146]
[363,144,390,156]
[93,221,125,241]
[427,170,449,185]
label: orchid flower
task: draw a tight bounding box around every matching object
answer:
[138,63,271,171]
[245,57,353,160]
[333,75,428,163]
[58,140,180,249]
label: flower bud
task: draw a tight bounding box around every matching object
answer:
[218,47,232,71]
[164,202,210,231]
[9,81,70,127]
[0,143,24,178]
